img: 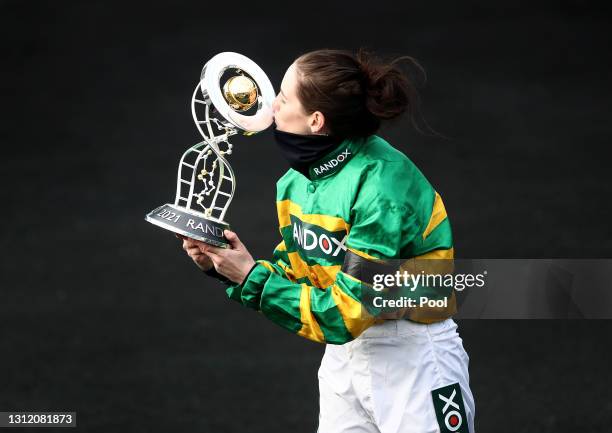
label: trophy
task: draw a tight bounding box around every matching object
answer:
[145,52,275,247]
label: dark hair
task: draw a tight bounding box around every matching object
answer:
[295,48,432,139]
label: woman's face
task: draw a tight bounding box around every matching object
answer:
[272,62,324,135]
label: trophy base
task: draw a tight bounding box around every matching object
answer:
[145,203,230,248]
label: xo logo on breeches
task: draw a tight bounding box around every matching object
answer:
[431,383,469,433]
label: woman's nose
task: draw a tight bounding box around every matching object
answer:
[272,96,280,113]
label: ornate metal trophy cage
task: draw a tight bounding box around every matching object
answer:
[145,52,275,247]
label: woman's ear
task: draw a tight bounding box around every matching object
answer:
[308,111,326,134]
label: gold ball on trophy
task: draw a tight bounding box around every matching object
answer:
[222,75,258,112]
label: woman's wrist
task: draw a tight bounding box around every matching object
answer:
[203,266,231,284]
[240,262,259,285]
[204,261,259,287]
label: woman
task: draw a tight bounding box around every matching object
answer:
[180,49,475,433]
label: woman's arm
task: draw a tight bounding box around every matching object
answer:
[227,258,375,344]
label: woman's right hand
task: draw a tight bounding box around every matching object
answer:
[176,234,213,271]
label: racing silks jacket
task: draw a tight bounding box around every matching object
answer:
[226,134,455,344]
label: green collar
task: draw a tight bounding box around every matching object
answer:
[308,137,364,180]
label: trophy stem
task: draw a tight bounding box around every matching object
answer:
[190,96,237,222]
[174,141,209,209]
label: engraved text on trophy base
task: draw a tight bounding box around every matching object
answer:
[145,204,230,248]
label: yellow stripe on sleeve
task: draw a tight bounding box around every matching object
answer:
[422,192,448,240]
[275,261,298,282]
[330,284,375,338]
[417,247,454,259]
[287,252,311,279]
[296,284,326,343]
[347,247,384,262]
[259,261,277,274]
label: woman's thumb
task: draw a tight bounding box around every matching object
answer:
[224,229,243,249]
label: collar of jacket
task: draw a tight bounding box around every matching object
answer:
[307,137,365,180]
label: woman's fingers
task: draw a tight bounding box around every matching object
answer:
[181,236,210,250]
[196,230,243,253]
[197,242,223,255]
[177,235,214,272]
[183,242,204,257]
[201,248,220,260]
[182,239,203,251]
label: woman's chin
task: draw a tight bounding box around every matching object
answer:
[273,122,290,132]
[273,123,309,135]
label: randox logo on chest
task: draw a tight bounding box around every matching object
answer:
[313,149,351,176]
[291,216,347,259]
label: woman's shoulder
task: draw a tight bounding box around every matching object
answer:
[358,134,412,163]
[354,135,433,195]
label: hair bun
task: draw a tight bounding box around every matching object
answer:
[356,50,422,122]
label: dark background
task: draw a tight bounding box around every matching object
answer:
[2,1,611,432]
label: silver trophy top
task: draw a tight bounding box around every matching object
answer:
[195,52,275,135]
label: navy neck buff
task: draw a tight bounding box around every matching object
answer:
[272,126,342,178]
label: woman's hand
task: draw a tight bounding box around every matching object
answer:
[199,229,256,284]
[178,230,256,284]
[177,234,214,272]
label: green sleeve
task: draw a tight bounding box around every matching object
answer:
[226,261,374,345]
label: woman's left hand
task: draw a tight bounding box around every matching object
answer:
[197,229,256,284]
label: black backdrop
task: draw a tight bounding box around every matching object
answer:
[1,1,611,432]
